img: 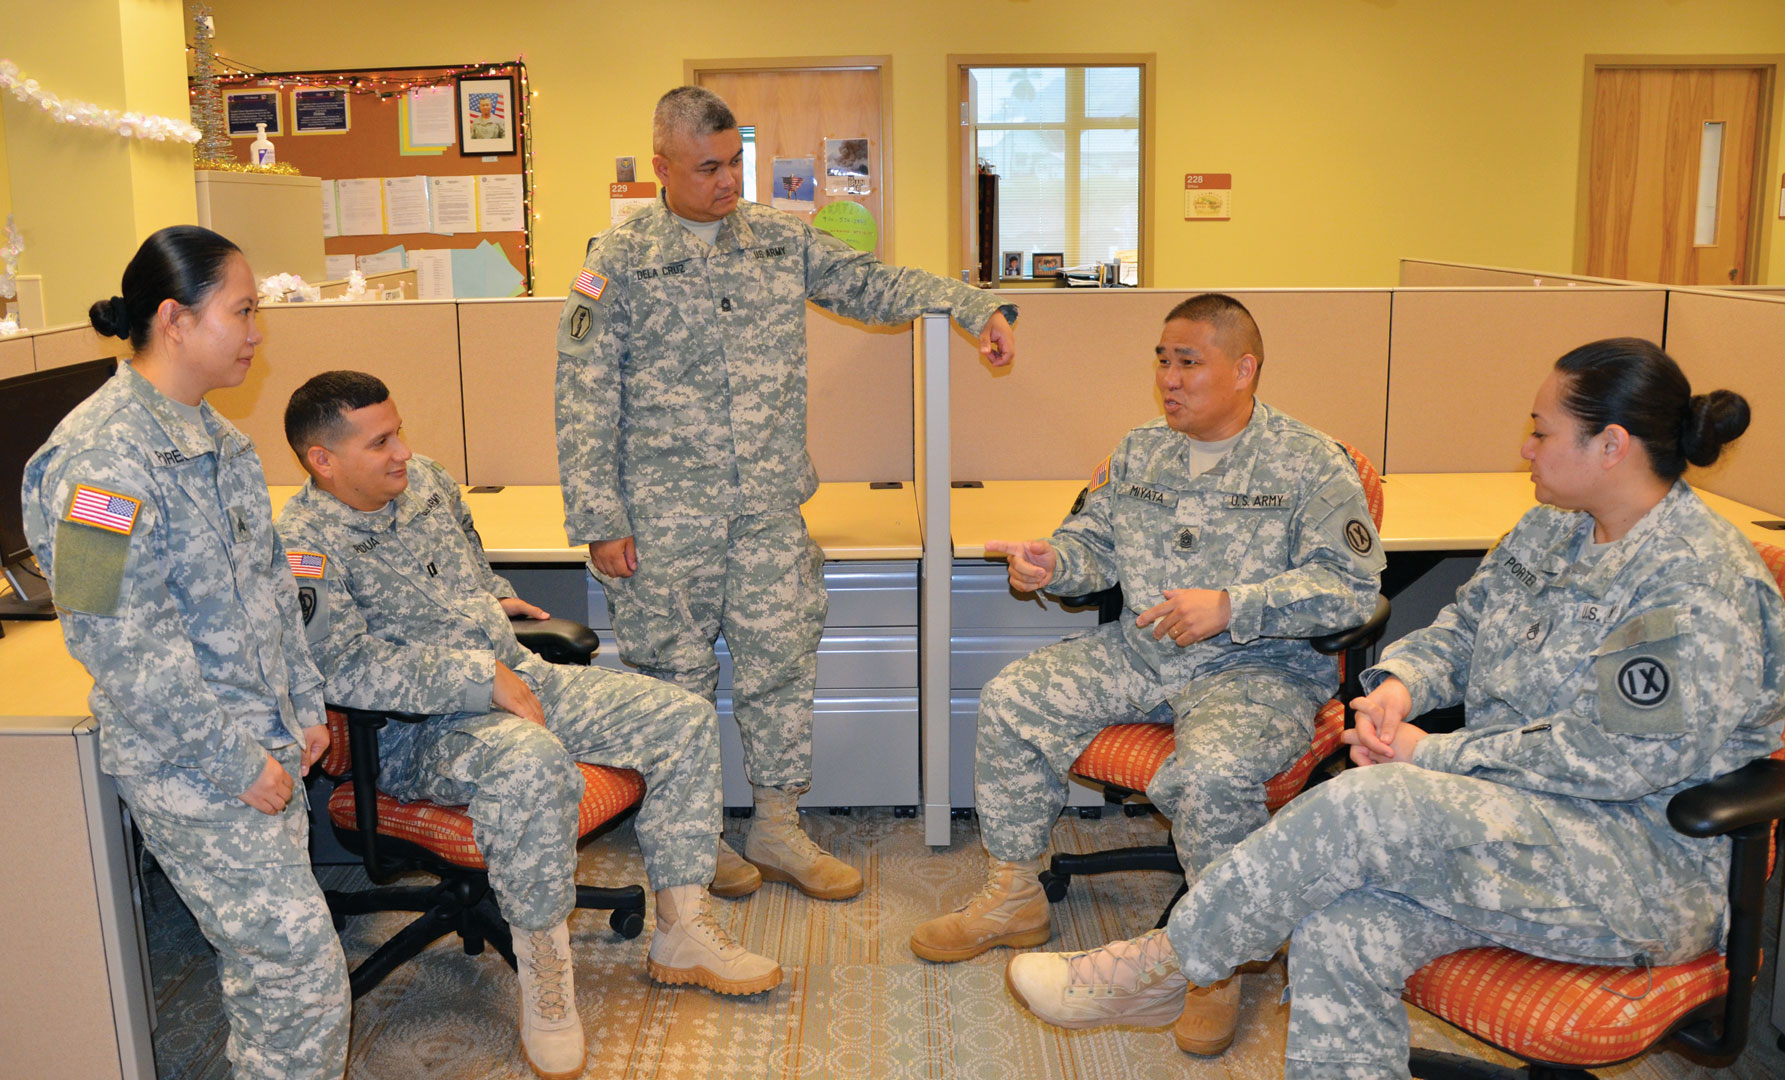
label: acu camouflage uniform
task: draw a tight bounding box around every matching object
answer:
[1163,483,1785,1080]
[555,193,1009,789]
[276,454,720,918]
[976,403,1384,876]
[21,363,348,1080]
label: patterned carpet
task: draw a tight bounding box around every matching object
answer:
[146,807,1785,1079]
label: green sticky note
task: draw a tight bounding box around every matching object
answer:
[813,201,878,252]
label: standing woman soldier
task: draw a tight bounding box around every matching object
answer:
[22,226,349,1080]
[1006,337,1785,1080]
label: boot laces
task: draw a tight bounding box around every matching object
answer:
[956,863,1024,915]
[1064,928,1178,992]
[684,895,745,959]
[522,930,572,1021]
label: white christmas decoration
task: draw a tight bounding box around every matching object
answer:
[0,315,19,337]
[0,59,202,144]
[0,214,21,301]
[258,270,369,304]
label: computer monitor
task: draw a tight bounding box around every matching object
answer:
[0,358,120,619]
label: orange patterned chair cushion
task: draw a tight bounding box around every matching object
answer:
[1403,947,1730,1066]
[327,761,646,870]
[1070,697,1346,814]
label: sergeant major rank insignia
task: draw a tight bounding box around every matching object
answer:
[1174,527,1197,551]
[569,304,592,341]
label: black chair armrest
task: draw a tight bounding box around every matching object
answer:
[1311,595,1391,655]
[1666,758,1785,838]
[511,616,600,665]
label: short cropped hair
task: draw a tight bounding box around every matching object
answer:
[1165,293,1265,377]
[284,370,391,462]
[652,86,736,154]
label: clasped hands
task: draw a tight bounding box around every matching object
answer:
[1342,676,1428,766]
[984,538,1231,646]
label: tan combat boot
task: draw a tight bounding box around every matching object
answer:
[647,884,783,995]
[909,856,1051,963]
[1005,927,1189,1030]
[711,837,762,898]
[510,921,586,1080]
[1173,974,1242,1055]
[742,785,863,900]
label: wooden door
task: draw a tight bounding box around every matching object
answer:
[696,66,886,260]
[1585,66,1767,284]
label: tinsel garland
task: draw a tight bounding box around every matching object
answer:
[197,160,301,176]
[0,59,201,144]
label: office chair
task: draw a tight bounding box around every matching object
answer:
[1402,541,1785,1079]
[1038,443,1391,922]
[316,616,648,1000]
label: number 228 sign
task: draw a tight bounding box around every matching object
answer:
[1184,174,1232,221]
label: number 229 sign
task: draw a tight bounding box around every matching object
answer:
[1184,174,1232,221]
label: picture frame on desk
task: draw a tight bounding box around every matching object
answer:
[1031,252,1064,277]
[457,75,517,156]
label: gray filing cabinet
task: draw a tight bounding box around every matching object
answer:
[587,561,920,809]
[949,562,1105,808]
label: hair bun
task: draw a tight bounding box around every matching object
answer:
[87,296,131,340]
[1680,389,1751,468]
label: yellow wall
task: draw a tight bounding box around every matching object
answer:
[1,0,197,327]
[184,1,1785,291]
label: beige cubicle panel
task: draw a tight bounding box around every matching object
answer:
[1384,288,1666,473]
[0,335,32,380]
[458,298,916,487]
[948,289,1391,480]
[208,301,467,485]
[31,323,128,371]
[1661,289,1785,517]
[1399,260,1632,288]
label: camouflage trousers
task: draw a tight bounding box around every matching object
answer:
[1165,763,1717,1080]
[598,509,827,790]
[377,660,721,924]
[118,744,349,1080]
[975,620,1324,875]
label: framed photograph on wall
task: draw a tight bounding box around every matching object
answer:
[1031,252,1064,277]
[457,74,517,156]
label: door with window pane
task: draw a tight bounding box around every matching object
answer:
[970,66,1141,279]
[1583,65,1766,285]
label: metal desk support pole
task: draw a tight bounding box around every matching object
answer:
[918,312,954,847]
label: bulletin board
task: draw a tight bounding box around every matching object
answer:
[205,62,534,297]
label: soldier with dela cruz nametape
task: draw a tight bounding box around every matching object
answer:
[911,294,1384,1058]
[554,85,1017,901]
[277,372,781,1080]
[21,227,349,1080]
[1005,338,1785,1080]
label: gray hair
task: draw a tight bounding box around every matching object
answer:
[652,86,736,154]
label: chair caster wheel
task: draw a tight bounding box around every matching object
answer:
[1122,802,1149,818]
[612,908,645,939]
[1038,870,1070,903]
[726,806,753,818]
[330,912,347,931]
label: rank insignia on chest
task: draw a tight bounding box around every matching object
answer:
[569,304,593,341]
[573,269,608,301]
[66,485,141,534]
[287,551,327,578]
[1174,527,1197,551]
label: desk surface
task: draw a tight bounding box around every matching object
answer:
[268,481,923,563]
[0,619,93,725]
[949,475,1782,559]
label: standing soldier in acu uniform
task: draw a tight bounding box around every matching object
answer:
[912,294,1383,1058]
[22,227,349,1080]
[555,85,1017,901]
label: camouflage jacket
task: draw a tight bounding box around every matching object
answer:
[275,455,540,716]
[554,194,1009,543]
[1368,483,1785,950]
[22,363,319,795]
[1048,402,1384,692]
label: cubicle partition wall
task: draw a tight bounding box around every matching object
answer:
[25,324,128,372]
[947,289,1393,480]
[1662,289,1785,517]
[208,301,469,484]
[1399,259,1635,289]
[0,336,31,381]
[1384,288,1667,473]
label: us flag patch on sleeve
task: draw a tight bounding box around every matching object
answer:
[573,269,608,301]
[1088,456,1111,494]
[66,485,142,534]
[287,551,327,578]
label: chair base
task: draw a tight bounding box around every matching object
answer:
[1409,1049,1596,1079]
[1042,844,1187,928]
[326,874,647,999]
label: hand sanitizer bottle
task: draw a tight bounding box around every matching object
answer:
[251,123,275,167]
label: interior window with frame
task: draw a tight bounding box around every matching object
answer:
[963,62,1146,282]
